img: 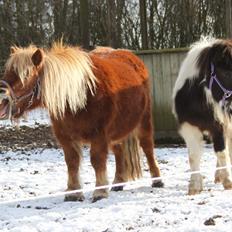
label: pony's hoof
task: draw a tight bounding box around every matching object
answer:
[188,183,203,195]
[223,179,232,190]
[64,193,85,202]
[111,186,124,191]
[214,176,221,184]
[214,170,222,183]
[92,189,108,202]
[152,180,164,188]
[188,174,203,195]
[188,188,202,195]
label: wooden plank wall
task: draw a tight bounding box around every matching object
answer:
[136,48,188,139]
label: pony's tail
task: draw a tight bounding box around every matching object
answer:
[121,132,142,180]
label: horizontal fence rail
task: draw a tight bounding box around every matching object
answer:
[0,163,230,206]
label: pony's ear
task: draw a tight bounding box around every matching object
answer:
[32,49,44,67]
[10,46,18,54]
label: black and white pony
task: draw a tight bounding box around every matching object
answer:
[173,38,232,195]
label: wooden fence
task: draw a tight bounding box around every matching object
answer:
[0,48,188,140]
[136,48,188,139]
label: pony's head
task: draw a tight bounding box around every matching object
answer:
[0,46,43,120]
[197,39,232,108]
[0,42,97,120]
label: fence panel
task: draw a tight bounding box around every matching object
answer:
[137,48,188,139]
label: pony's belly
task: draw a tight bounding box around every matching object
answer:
[108,118,141,141]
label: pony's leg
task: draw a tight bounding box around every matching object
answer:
[214,159,221,183]
[211,126,232,190]
[225,125,232,178]
[179,122,203,195]
[228,137,232,173]
[62,141,84,201]
[111,143,126,191]
[138,112,163,188]
[90,137,109,202]
[214,136,232,183]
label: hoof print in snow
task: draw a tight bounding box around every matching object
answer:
[197,201,207,205]
[204,218,215,226]
[35,206,49,210]
[152,207,161,213]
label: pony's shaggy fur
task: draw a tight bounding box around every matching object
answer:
[172,37,218,106]
[0,43,163,202]
[5,42,97,118]
[173,37,232,195]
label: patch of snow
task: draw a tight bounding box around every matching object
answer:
[1,144,232,231]
[0,109,50,128]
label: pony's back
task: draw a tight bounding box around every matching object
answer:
[90,48,148,95]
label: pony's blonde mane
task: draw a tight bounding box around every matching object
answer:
[42,42,97,118]
[5,42,97,118]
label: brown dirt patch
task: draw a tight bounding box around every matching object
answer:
[0,125,58,152]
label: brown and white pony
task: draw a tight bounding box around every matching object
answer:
[173,38,232,195]
[0,43,163,202]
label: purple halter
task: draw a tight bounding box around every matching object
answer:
[209,63,232,106]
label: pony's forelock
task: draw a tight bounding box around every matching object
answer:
[5,45,38,84]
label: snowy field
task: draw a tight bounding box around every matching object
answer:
[0,109,50,128]
[1,111,232,231]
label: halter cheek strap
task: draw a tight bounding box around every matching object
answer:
[209,63,232,106]
[0,78,41,119]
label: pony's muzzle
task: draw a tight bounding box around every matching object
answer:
[0,87,7,97]
[0,89,13,120]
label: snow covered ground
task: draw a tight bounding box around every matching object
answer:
[1,111,232,231]
[0,109,50,128]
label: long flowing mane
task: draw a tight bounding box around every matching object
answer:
[5,42,97,118]
[42,42,97,118]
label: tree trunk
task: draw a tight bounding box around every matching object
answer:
[226,0,232,38]
[139,0,148,49]
[107,0,118,48]
[80,0,90,49]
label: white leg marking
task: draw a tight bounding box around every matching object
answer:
[179,122,204,195]
[215,150,232,189]
[224,124,232,165]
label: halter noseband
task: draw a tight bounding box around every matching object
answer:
[0,78,41,118]
[209,63,232,106]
